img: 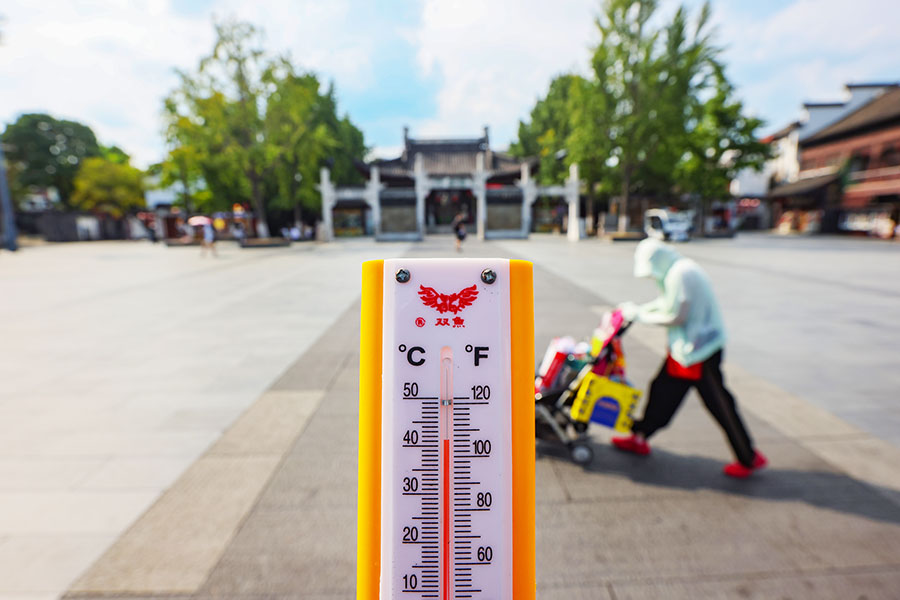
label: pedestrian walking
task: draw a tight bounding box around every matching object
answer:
[451,211,467,252]
[615,239,767,478]
[201,221,217,257]
[232,221,246,245]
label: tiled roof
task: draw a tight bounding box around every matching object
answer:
[420,149,479,175]
[802,88,900,146]
[761,121,801,144]
[769,172,839,198]
[366,134,531,178]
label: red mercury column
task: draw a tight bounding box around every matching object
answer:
[439,347,453,600]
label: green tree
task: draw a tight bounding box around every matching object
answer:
[514,1,769,232]
[263,60,334,226]
[583,0,719,230]
[164,20,271,234]
[101,145,130,165]
[1,113,100,206]
[159,142,211,213]
[510,74,587,185]
[71,157,145,217]
[2,160,28,210]
[163,19,366,233]
[675,65,769,229]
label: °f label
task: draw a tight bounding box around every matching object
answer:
[380,258,513,599]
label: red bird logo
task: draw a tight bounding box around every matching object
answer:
[418,284,479,314]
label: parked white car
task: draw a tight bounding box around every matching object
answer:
[644,209,693,242]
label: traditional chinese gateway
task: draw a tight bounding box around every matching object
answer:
[318,127,581,241]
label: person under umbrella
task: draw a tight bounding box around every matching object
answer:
[189,215,217,257]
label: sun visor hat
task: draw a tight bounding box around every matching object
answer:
[633,238,662,278]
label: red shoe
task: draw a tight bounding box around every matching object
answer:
[611,434,651,456]
[723,451,768,478]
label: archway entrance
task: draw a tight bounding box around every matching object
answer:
[425,189,475,234]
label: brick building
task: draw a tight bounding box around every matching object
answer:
[769,84,900,236]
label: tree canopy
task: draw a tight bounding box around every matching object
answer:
[70,157,145,217]
[1,113,101,205]
[163,19,366,234]
[513,0,770,230]
[510,74,587,185]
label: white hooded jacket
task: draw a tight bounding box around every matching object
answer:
[631,239,726,366]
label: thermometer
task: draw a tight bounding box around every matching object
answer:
[358,258,535,600]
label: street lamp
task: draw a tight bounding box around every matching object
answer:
[0,142,18,252]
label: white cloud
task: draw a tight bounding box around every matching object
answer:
[0,1,212,167]
[411,0,597,149]
[0,0,381,167]
[712,0,900,132]
[4,0,898,167]
[366,144,403,161]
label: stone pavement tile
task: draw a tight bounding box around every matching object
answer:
[268,345,351,392]
[328,356,364,397]
[207,390,324,456]
[256,429,359,510]
[833,407,900,448]
[69,456,281,594]
[77,458,191,491]
[724,363,865,441]
[0,458,105,491]
[610,568,900,600]
[44,431,220,458]
[537,583,614,599]
[270,303,362,393]
[535,458,569,504]
[67,597,190,600]
[0,491,158,535]
[0,535,115,594]
[730,495,900,570]
[157,407,249,432]
[534,498,806,589]
[802,436,900,495]
[542,438,900,534]
[199,506,357,597]
[70,385,326,594]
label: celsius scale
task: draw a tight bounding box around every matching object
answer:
[358,258,535,600]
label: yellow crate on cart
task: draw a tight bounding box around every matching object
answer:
[570,372,642,433]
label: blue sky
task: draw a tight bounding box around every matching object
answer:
[2,0,899,167]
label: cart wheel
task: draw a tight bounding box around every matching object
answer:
[569,443,594,465]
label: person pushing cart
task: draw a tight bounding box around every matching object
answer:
[616,238,767,478]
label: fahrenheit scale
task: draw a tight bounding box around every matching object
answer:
[358,258,535,600]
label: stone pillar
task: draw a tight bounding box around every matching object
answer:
[413,153,427,240]
[566,163,581,242]
[318,167,335,242]
[365,166,382,238]
[518,162,538,238]
[474,152,488,241]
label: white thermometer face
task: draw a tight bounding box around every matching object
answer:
[380,258,513,600]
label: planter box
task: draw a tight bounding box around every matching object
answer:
[600,231,647,242]
[240,238,291,248]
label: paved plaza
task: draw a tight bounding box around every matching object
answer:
[1,234,899,599]
[498,233,900,447]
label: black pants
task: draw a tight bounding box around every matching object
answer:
[632,350,756,467]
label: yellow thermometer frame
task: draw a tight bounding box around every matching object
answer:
[357,259,535,600]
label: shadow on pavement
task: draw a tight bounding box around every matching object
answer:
[537,440,900,526]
